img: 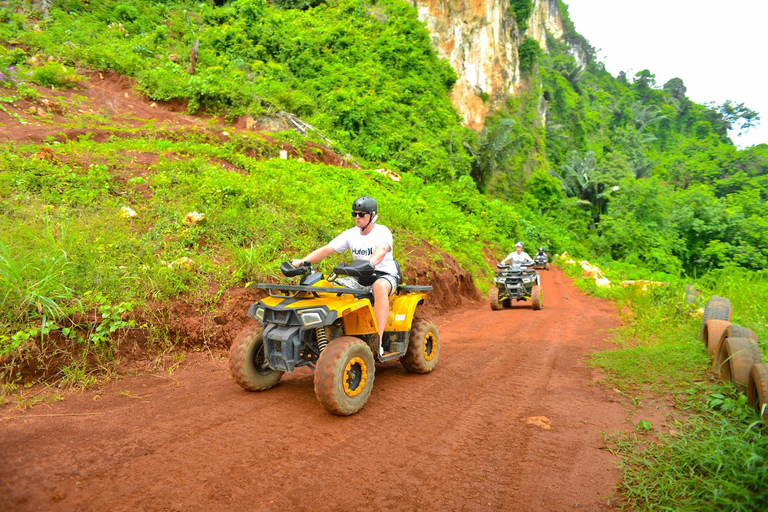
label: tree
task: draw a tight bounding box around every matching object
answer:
[518,38,542,74]
[663,77,687,101]
[470,118,517,189]
[719,100,760,137]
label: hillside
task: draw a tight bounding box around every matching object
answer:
[2,2,768,509]
[1,66,498,384]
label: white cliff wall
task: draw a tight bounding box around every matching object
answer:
[411,0,563,130]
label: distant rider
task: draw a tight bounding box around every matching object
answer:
[291,196,398,353]
[536,247,547,258]
[500,241,533,266]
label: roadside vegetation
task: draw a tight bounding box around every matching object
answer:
[562,261,768,509]
[1,0,767,508]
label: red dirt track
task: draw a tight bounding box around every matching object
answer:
[0,267,626,511]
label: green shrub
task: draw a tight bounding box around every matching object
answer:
[518,37,541,73]
[28,61,80,88]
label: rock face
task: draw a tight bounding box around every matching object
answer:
[411,0,563,130]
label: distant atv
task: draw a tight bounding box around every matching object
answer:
[489,263,543,311]
[229,260,439,416]
[533,250,549,270]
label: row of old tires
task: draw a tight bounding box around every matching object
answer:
[697,293,768,425]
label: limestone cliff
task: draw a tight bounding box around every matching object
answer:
[411,0,563,130]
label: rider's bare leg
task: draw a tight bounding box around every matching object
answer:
[372,278,391,349]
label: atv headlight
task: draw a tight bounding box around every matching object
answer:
[494,277,506,284]
[299,309,325,327]
[254,307,265,323]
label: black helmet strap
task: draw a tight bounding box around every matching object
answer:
[361,211,377,232]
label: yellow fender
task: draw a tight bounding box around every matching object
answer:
[386,293,426,332]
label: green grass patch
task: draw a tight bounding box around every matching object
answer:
[563,258,768,509]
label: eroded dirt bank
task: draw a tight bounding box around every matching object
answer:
[0,267,626,511]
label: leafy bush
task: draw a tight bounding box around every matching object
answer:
[28,61,80,88]
[518,37,541,74]
[510,0,533,26]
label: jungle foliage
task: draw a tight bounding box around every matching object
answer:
[1,1,766,370]
[1,1,767,504]
[476,1,768,276]
[3,0,765,275]
[2,0,472,181]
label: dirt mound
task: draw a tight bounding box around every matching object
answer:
[3,69,351,168]
[149,236,482,353]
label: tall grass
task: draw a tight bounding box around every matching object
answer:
[564,261,768,509]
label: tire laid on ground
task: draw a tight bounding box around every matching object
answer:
[229,324,284,391]
[713,324,759,360]
[716,337,763,392]
[708,296,732,321]
[401,318,440,374]
[699,300,731,341]
[531,285,542,311]
[314,336,375,416]
[702,319,730,358]
[727,324,758,343]
[747,363,768,423]
[489,287,503,311]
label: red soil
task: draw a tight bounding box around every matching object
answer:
[0,267,627,511]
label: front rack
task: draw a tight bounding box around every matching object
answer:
[255,283,433,298]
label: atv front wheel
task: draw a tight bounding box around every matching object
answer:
[489,287,503,311]
[401,319,440,373]
[314,336,375,416]
[229,324,284,391]
[531,285,543,310]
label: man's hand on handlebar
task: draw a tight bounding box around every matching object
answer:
[291,259,305,268]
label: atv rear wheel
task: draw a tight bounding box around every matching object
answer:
[489,287,503,311]
[401,319,440,373]
[229,324,284,391]
[531,285,543,310]
[314,336,375,416]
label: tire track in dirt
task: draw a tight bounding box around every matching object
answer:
[0,266,627,511]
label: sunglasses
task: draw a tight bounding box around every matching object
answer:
[351,211,369,218]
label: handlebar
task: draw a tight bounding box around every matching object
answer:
[497,262,534,269]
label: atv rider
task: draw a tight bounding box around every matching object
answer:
[291,196,398,353]
[536,247,547,259]
[500,241,533,266]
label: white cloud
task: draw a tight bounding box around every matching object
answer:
[563,0,768,148]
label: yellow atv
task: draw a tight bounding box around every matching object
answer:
[228,260,440,415]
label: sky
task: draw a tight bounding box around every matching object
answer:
[563,0,768,149]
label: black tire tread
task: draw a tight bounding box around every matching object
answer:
[313,336,375,416]
[702,319,730,358]
[489,287,503,311]
[700,300,731,340]
[531,285,542,310]
[401,318,440,373]
[717,337,763,392]
[228,324,284,391]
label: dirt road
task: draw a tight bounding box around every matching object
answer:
[1,267,626,511]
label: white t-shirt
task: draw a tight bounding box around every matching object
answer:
[329,224,398,276]
[505,251,533,265]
